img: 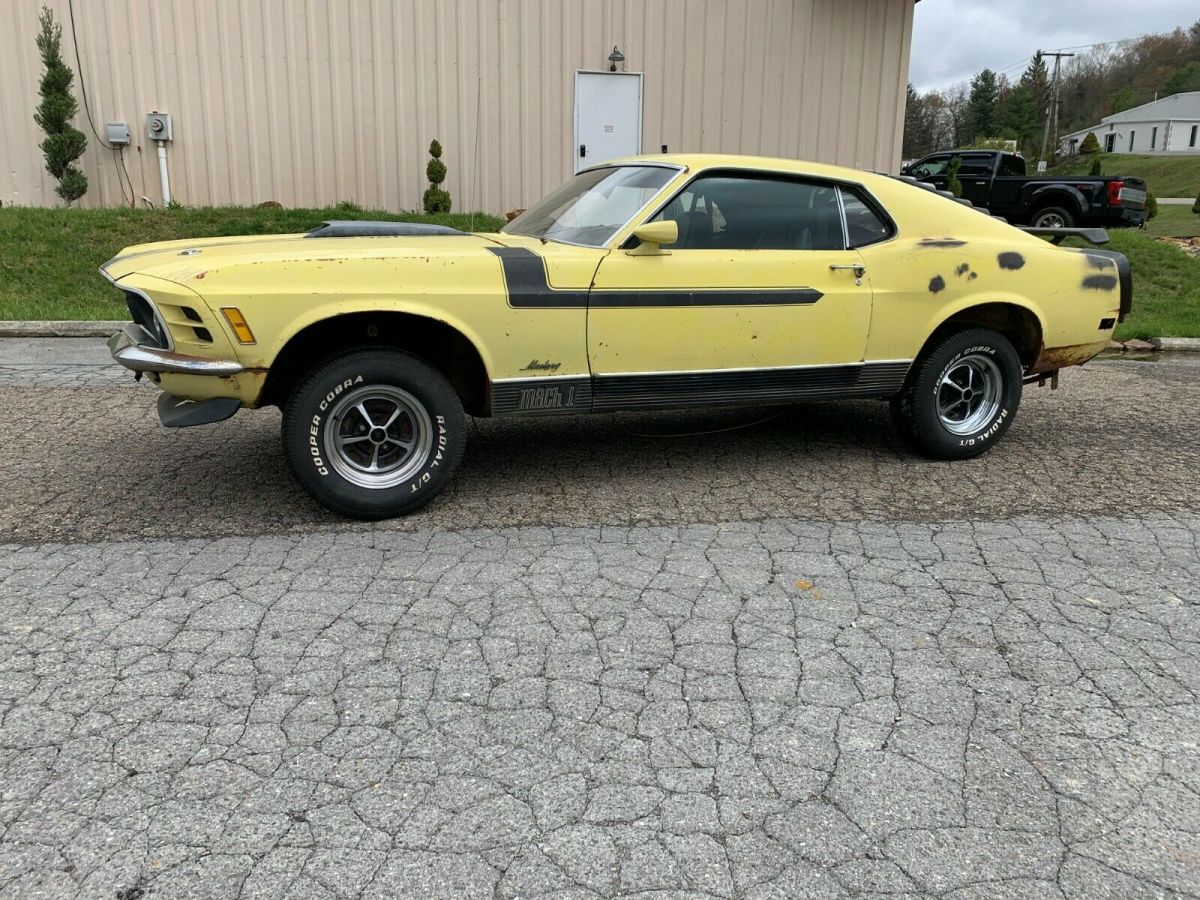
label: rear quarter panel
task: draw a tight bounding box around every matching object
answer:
[859,179,1122,367]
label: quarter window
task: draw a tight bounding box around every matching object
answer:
[839,188,893,248]
[651,174,845,251]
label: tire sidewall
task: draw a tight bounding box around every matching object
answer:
[1032,205,1074,229]
[284,351,464,518]
[914,331,1022,459]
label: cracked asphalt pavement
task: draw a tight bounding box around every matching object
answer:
[1,339,1198,898]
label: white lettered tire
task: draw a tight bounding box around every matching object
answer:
[890,327,1023,460]
[282,349,465,518]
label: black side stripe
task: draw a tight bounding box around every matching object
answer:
[487,246,823,308]
[487,247,588,307]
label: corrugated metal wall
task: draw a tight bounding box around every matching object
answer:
[1,0,913,212]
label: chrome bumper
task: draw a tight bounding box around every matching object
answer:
[107,323,243,376]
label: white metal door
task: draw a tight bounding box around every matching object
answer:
[574,72,643,173]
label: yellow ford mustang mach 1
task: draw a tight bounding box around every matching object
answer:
[103,154,1131,518]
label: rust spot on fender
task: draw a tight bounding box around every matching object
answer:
[955,263,970,276]
[998,252,1025,270]
[1083,252,1114,270]
[1082,274,1118,291]
[929,275,946,293]
[919,238,967,248]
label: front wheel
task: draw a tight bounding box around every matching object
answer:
[282,349,465,518]
[890,328,1023,460]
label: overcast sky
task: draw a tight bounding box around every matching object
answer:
[910,0,1199,92]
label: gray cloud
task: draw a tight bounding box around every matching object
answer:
[910,0,1198,92]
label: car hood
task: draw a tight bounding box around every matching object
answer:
[101,230,521,283]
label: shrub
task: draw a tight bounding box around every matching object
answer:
[945,156,963,198]
[33,6,87,205]
[1078,131,1101,155]
[1088,156,1102,176]
[1146,191,1158,220]
[1192,192,1200,215]
[423,139,451,214]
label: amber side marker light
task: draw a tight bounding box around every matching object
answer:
[221,308,256,344]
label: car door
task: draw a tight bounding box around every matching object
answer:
[586,171,876,410]
[956,153,995,207]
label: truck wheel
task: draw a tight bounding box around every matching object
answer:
[282,348,465,519]
[890,328,1022,460]
[1031,205,1074,228]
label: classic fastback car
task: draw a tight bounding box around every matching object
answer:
[104,154,1132,518]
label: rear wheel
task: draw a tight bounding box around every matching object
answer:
[1031,205,1074,228]
[282,348,465,518]
[890,328,1023,460]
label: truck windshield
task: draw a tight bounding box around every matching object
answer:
[503,166,678,247]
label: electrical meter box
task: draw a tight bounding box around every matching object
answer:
[145,112,173,142]
[105,122,130,145]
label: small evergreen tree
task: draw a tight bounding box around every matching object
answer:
[1088,156,1102,176]
[945,156,963,198]
[1078,132,1101,155]
[33,6,87,205]
[1145,191,1158,220]
[422,140,451,214]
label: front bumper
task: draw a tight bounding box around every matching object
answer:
[107,323,244,376]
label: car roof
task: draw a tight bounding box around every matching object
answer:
[589,153,892,189]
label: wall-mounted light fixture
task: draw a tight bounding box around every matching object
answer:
[608,46,625,72]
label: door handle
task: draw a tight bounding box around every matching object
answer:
[829,264,866,277]
[579,144,586,158]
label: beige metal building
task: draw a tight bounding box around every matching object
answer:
[2,0,916,212]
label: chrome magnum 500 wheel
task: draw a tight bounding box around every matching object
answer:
[282,349,465,518]
[891,327,1023,460]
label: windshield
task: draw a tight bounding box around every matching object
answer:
[503,166,678,247]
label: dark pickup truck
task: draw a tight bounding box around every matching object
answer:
[901,150,1148,229]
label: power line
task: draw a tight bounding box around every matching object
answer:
[65,0,132,206]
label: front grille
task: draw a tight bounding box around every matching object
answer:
[124,291,170,349]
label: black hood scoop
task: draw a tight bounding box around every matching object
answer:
[305,220,468,238]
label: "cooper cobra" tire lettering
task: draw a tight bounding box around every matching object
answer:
[319,375,364,411]
[308,413,328,475]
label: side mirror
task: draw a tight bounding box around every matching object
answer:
[626,220,678,256]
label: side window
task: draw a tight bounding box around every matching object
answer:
[910,156,949,178]
[957,154,994,176]
[998,155,1025,177]
[839,188,893,248]
[651,174,845,251]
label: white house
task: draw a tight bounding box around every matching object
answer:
[1060,92,1200,156]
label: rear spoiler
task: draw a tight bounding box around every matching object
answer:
[1017,226,1110,246]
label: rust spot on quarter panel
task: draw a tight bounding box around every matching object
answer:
[919,238,967,248]
[955,263,970,276]
[1082,274,1119,291]
[998,252,1025,270]
[929,275,946,293]
[1031,342,1104,373]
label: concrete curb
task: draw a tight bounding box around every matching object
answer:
[1150,337,1200,352]
[0,321,124,338]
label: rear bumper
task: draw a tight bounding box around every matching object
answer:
[108,323,244,376]
[1090,206,1147,228]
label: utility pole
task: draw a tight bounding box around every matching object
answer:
[1038,51,1075,170]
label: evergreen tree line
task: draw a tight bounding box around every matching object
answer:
[904,19,1200,160]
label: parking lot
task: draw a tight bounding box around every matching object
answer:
[1,340,1198,898]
